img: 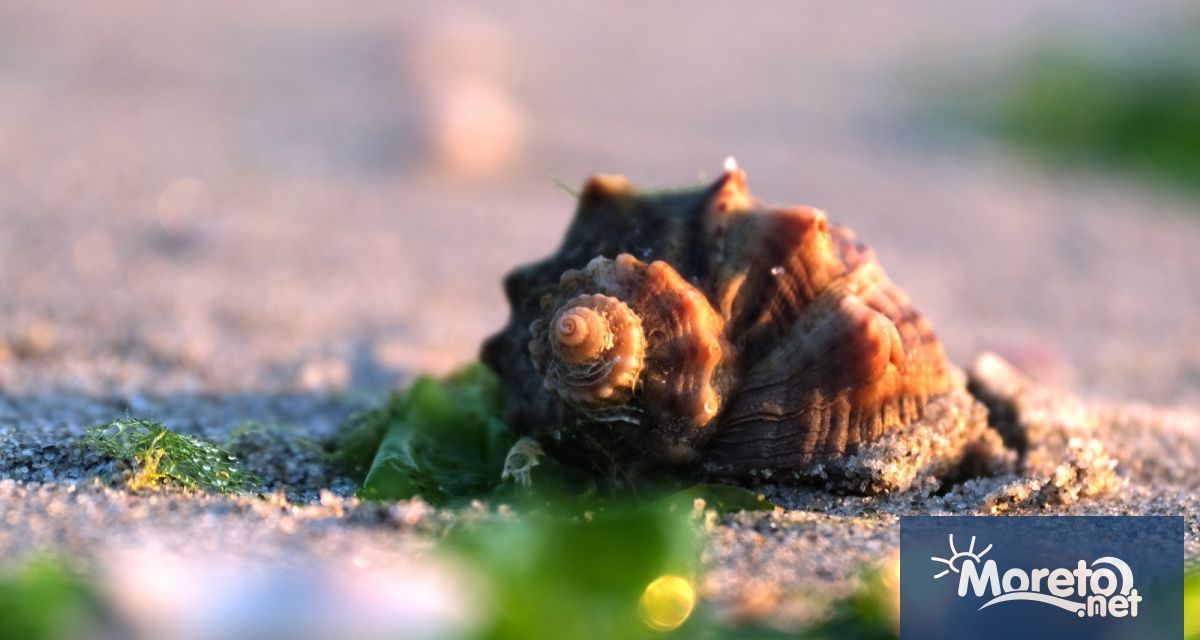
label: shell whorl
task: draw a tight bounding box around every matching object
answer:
[532,293,646,406]
[552,305,609,361]
[530,253,732,449]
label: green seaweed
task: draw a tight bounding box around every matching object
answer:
[82,417,256,494]
[976,28,1200,194]
[442,503,896,639]
[1186,568,1200,640]
[224,419,323,454]
[334,362,790,513]
[329,393,410,480]
[332,362,792,513]
[446,503,701,640]
[809,561,898,640]
[0,559,106,640]
[352,363,516,504]
[665,484,777,513]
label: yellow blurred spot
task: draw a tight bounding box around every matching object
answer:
[1185,573,1199,638]
[880,552,901,634]
[638,575,695,632]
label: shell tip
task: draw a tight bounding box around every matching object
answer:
[580,174,635,207]
[709,156,751,215]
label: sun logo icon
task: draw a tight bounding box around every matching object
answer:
[931,534,993,579]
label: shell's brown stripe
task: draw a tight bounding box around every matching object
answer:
[708,266,951,471]
[705,389,930,469]
[832,258,951,404]
[633,259,727,427]
[830,224,874,273]
[716,207,849,360]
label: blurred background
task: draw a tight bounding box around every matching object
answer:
[0,1,1198,403]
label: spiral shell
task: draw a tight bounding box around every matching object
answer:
[482,164,993,489]
[531,291,645,405]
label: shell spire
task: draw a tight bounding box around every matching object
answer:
[530,253,730,437]
[531,292,645,406]
[553,305,610,362]
[711,158,752,214]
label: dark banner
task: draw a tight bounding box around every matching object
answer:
[900,515,1183,639]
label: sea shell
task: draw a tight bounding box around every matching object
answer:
[482,163,1002,492]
